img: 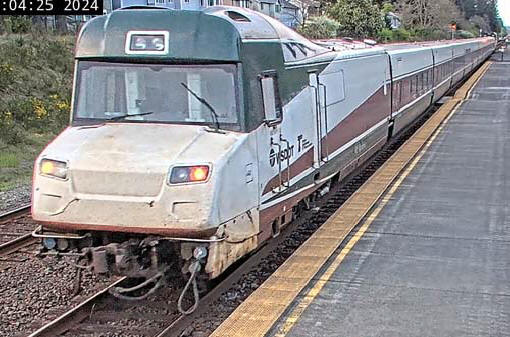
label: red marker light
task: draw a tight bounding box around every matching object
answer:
[190,166,209,182]
[169,165,210,184]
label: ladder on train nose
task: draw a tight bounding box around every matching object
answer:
[271,134,291,193]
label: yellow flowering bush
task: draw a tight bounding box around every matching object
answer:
[0,34,74,144]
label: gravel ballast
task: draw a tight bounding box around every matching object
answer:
[0,250,113,337]
[0,185,31,213]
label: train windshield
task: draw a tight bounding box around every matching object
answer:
[73,61,240,131]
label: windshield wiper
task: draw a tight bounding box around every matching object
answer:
[180,82,221,131]
[106,111,155,121]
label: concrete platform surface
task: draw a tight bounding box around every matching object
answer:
[271,53,510,337]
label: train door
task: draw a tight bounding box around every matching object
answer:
[309,72,326,169]
[309,70,345,169]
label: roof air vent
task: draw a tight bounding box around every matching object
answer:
[226,11,251,22]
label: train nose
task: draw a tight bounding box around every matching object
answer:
[71,165,166,197]
[32,123,239,230]
[66,124,206,198]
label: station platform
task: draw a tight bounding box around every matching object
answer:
[212,52,510,337]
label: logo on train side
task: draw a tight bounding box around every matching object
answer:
[269,148,277,167]
[269,134,311,167]
[269,145,295,167]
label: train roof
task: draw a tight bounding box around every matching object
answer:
[75,6,327,60]
[75,6,494,62]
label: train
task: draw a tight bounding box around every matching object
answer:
[31,6,495,305]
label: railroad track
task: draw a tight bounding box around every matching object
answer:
[0,204,37,258]
[27,207,315,337]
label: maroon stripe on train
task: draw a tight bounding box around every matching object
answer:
[262,147,314,195]
[262,86,390,196]
[321,86,390,158]
[261,52,487,196]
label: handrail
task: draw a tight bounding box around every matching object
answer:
[319,82,329,162]
[271,136,283,193]
[280,134,291,188]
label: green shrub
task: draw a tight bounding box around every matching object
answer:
[3,16,32,34]
[378,28,393,42]
[0,62,15,89]
[298,16,340,39]
[0,34,74,145]
[393,28,411,41]
[457,30,476,39]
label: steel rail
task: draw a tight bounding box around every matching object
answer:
[27,277,128,337]
[0,233,37,257]
[0,205,36,257]
[0,204,31,225]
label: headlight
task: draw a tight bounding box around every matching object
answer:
[169,165,210,184]
[40,159,68,179]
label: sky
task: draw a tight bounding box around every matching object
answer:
[499,0,510,26]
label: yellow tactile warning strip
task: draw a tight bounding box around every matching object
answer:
[210,61,492,337]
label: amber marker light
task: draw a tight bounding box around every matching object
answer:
[40,159,68,179]
[169,165,210,184]
[40,160,55,175]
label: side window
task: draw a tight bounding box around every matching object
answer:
[259,71,282,125]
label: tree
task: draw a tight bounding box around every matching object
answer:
[455,0,503,33]
[327,0,384,38]
[396,0,463,31]
[55,16,68,34]
[469,14,491,34]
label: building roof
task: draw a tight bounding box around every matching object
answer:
[281,0,299,10]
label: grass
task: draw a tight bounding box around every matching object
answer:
[0,133,55,191]
[0,152,19,168]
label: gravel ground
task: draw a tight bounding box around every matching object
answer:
[0,248,114,337]
[0,184,31,213]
